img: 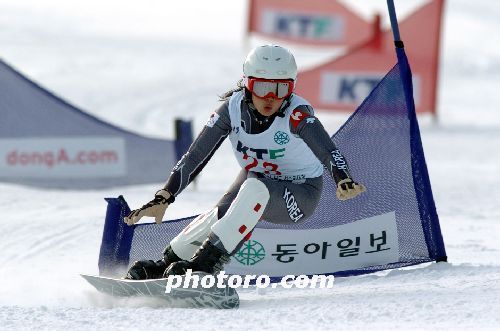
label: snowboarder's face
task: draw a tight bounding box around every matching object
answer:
[252,94,284,117]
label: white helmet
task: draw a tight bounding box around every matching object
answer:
[243,44,297,81]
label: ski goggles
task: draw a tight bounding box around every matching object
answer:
[244,77,295,99]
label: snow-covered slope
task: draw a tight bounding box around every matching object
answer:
[0,0,499,329]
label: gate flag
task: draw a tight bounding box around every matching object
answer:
[0,58,192,189]
[96,23,446,279]
[247,0,374,47]
[296,0,445,115]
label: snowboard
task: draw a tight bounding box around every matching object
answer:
[81,273,239,309]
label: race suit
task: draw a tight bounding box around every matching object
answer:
[165,90,352,224]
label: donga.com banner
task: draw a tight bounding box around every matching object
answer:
[0,137,126,178]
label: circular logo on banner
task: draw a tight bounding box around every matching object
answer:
[234,240,266,266]
[274,131,290,145]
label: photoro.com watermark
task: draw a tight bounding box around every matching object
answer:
[165,269,334,293]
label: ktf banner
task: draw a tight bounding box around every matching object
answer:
[296,0,444,115]
[319,71,421,107]
[247,0,373,47]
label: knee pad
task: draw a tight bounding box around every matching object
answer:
[210,178,270,253]
[170,207,219,260]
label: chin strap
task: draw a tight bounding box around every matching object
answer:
[276,95,293,117]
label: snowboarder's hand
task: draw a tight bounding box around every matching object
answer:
[124,189,174,225]
[336,178,366,201]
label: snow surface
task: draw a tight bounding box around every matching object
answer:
[0,0,499,329]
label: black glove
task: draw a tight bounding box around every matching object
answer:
[336,178,366,201]
[123,189,175,225]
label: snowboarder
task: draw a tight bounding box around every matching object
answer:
[123,44,366,280]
